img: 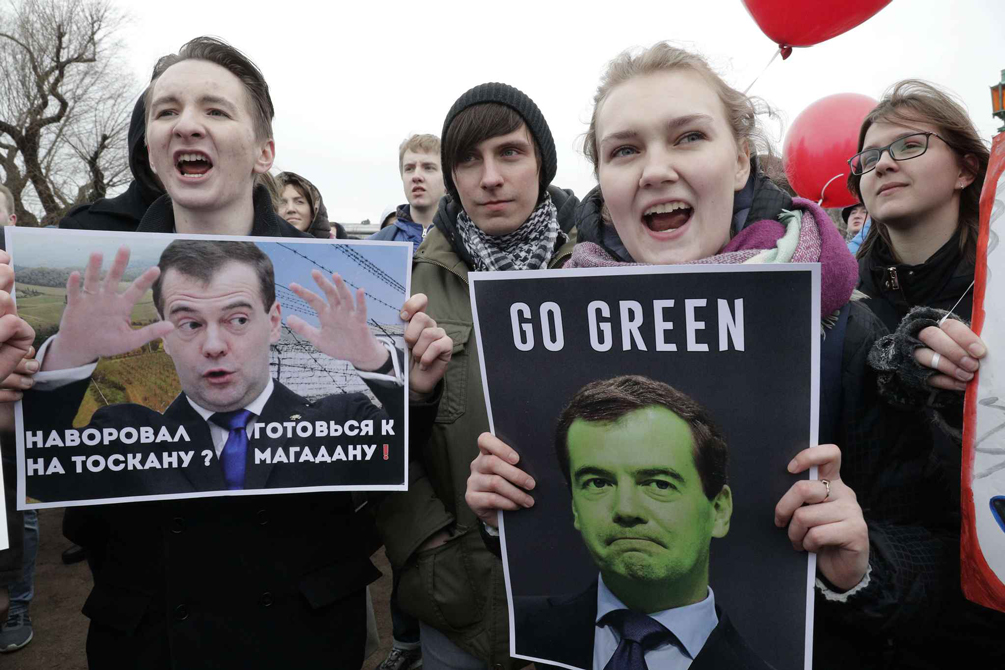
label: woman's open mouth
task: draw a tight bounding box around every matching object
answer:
[643,201,692,233]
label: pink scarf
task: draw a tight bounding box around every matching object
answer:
[565,198,858,318]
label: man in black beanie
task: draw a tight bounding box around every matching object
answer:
[374,82,577,669]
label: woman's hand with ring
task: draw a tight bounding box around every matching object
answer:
[915,319,986,391]
[774,444,869,591]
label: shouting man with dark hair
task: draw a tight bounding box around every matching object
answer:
[375,83,578,669]
[515,375,770,670]
[29,37,452,670]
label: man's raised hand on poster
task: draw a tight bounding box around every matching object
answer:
[287,270,391,372]
[41,246,175,372]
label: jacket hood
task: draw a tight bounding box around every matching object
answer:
[128,93,164,206]
[309,196,334,239]
[432,185,579,268]
[276,171,332,239]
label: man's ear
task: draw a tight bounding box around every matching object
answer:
[268,301,282,344]
[161,329,172,357]
[572,496,580,532]
[148,140,158,177]
[733,140,752,192]
[254,139,275,175]
[710,485,733,538]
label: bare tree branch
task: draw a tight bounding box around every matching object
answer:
[0,0,136,225]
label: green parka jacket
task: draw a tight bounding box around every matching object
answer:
[375,186,577,667]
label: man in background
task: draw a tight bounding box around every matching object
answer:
[369,134,445,250]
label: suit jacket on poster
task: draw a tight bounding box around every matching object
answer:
[515,581,775,670]
[24,373,422,670]
[23,377,404,503]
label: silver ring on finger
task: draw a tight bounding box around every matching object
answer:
[80,287,95,295]
[931,352,941,370]
[820,479,831,501]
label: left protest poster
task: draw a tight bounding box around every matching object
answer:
[6,227,411,509]
[471,264,819,670]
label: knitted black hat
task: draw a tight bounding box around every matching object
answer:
[440,82,557,199]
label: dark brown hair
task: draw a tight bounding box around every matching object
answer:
[276,172,319,220]
[146,36,275,141]
[848,80,989,263]
[152,240,275,317]
[554,375,729,500]
[442,103,543,202]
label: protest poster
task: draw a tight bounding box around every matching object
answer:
[962,132,1005,613]
[471,264,819,670]
[7,227,411,509]
[0,459,7,550]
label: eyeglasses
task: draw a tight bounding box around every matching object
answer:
[848,132,946,176]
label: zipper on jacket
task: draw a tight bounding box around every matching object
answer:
[884,266,900,291]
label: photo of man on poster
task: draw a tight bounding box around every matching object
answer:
[21,238,408,505]
[515,375,772,670]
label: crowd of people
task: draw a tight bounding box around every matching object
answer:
[0,32,1000,670]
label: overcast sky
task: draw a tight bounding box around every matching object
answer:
[110,0,1005,224]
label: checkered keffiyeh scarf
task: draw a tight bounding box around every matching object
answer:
[455,194,566,271]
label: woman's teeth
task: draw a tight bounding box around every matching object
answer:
[643,203,692,232]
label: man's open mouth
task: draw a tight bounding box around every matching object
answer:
[643,201,692,233]
[204,369,233,383]
[176,151,214,178]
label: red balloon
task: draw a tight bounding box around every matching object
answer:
[743,0,892,51]
[783,93,877,209]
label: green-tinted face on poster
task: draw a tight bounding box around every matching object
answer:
[567,406,733,611]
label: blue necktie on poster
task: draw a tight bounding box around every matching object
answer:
[601,609,675,670]
[211,409,254,490]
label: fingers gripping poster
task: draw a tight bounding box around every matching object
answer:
[6,227,412,509]
[962,132,1005,612]
[471,264,819,670]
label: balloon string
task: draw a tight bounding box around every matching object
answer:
[743,47,781,95]
[939,281,976,325]
[817,173,845,206]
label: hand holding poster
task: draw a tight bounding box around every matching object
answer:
[962,132,1005,612]
[470,265,819,670]
[8,227,412,508]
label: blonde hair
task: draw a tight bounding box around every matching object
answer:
[584,42,773,178]
[398,134,441,173]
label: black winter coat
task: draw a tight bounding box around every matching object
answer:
[857,233,1005,666]
[58,188,393,670]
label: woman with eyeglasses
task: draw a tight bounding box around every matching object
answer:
[848,80,1004,664]
[466,44,976,670]
[850,80,988,333]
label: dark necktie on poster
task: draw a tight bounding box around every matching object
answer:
[211,409,255,490]
[600,609,677,670]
